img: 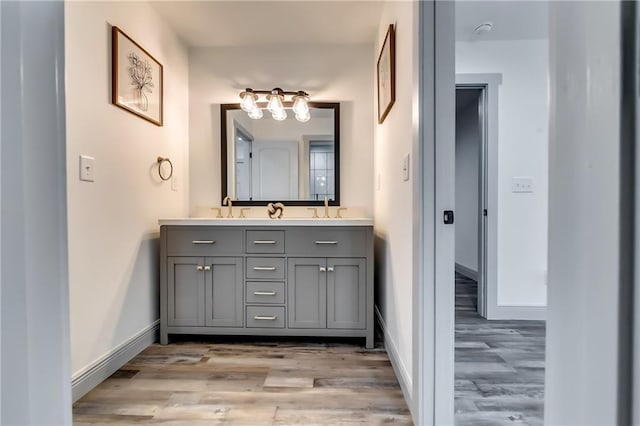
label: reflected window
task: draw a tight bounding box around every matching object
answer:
[309,141,335,200]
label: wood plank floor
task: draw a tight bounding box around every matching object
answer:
[73,337,412,425]
[455,273,546,426]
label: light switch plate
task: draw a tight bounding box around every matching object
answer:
[79,155,95,182]
[511,176,533,193]
[402,154,410,181]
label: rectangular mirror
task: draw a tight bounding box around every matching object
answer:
[221,102,340,206]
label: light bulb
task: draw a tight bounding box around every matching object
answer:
[292,94,309,116]
[272,109,287,121]
[248,108,263,119]
[239,90,257,112]
[267,91,284,113]
[295,110,311,123]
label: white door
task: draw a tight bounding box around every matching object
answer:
[251,140,299,200]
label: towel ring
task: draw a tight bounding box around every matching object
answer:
[157,157,173,181]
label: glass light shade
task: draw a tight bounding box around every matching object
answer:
[292,95,309,116]
[272,109,287,121]
[295,110,311,123]
[240,91,258,112]
[267,93,284,113]
[248,108,263,119]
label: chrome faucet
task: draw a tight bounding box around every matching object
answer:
[323,195,330,218]
[222,196,233,218]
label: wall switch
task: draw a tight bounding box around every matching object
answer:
[171,174,178,191]
[79,155,95,182]
[511,176,533,193]
[402,154,410,181]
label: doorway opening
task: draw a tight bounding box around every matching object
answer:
[455,86,488,318]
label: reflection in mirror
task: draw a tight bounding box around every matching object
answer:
[221,102,340,206]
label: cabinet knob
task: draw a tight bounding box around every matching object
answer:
[327,267,334,272]
[319,267,326,272]
[196,265,204,271]
[204,265,211,271]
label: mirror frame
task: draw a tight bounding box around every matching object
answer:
[220,101,341,206]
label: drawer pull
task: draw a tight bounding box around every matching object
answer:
[315,241,338,245]
[253,291,277,296]
[253,266,276,271]
[253,315,277,321]
[253,240,276,244]
[192,240,215,245]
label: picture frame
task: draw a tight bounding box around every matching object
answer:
[377,24,396,124]
[112,26,163,126]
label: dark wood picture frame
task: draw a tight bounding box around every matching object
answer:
[377,24,396,124]
[112,26,163,126]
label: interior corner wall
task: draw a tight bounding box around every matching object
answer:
[455,98,480,272]
[456,39,548,307]
[188,44,374,216]
[373,0,416,404]
[65,1,189,379]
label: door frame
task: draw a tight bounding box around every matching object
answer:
[455,74,501,319]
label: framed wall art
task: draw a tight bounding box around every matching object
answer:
[112,26,163,126]
[377,24,396,124]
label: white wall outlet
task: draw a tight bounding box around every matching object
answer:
[79,155,95,182]
[402,153,410,181]
[171,174,178,191]
[511,176,533,193]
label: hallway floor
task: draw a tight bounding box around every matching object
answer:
[73,338,412,425]
[455,273,545,426]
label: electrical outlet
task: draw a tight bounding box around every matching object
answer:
[511,176,533,193]
[79,155,95,182]
[402,154,410,181]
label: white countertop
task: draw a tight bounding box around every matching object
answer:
[158,217,373,227]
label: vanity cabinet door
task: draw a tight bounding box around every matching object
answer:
[288,258,327,329]
[168,257,205,327]
[204,257,244,328]
[327,258,366,329]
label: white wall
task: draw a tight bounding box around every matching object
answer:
[65,1,189,380]
[546,2,624,423]
[456,39,548,306]
[1,1,72,423]
[373,0,417,409]
[455,96,480,272]
[189,45,374,215]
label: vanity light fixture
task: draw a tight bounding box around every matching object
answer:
[239,88,311,122]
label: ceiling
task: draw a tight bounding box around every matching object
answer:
[455,1,548,42]
[151,1,548,48]
[151,1,384,47]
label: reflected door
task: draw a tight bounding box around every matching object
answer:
[251,140,299,200]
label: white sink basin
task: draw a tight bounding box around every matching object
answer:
[158,217,373,226]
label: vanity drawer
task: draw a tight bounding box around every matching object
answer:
[246,257,285,280]
[167,228,243,256]
[246,306,285,328]
[287,229,367,257]
[246,282,285,304]
[246,231,285,254]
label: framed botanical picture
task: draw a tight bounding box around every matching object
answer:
[377,24,396,124]
[112,26,163,126]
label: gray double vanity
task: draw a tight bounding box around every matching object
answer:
[159,219,374,348]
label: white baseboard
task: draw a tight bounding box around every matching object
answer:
[374,305,413,413]
[489,305,546,321]
[455,263,478,281]
[71,320,159,402]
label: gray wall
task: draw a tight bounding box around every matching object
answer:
[455,91,481,273]
[1,1,72,423]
